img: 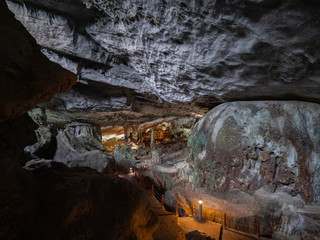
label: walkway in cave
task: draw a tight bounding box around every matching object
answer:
[120,174,185,240]
[120,173,270,240]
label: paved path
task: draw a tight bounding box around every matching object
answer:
[122,174,268,240]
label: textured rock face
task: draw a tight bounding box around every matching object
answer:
[54,125,109,173]
[186,101,320,238]
[188,101,320,203]
[0,1,158,238]
[0,1,76,123]
[24,124,57,160]
[6,0,320,124]
[65,122,102,141]
[29,163,158,240]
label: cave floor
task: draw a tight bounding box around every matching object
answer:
[120,174,185,240]
[120,174,271,240]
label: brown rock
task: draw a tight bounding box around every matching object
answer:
[0,1,76,122]
[260,151,269,162]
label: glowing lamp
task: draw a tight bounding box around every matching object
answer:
[199,200,203,220]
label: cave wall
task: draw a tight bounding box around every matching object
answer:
[0,1,158,239]
[0,0,76,122]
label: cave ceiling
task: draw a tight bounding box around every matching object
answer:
[6,0,320,126]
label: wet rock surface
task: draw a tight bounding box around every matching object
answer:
[6,0,320,124]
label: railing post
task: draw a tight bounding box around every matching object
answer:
[224,213,226,229]
[175,199,178,215]
[152,184,154,196]
[161,194,164,208]
[191,204,194,216]
[256,220,260,237]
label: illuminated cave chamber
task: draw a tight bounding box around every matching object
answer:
[101,117,196,159]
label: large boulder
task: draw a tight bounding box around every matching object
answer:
[53,128,109,173]
[24,124,57,160]
[189,101,320,203]
[188,101,320,238]
[28,162,159,240]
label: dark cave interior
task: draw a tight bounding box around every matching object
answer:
[1,0,320,239]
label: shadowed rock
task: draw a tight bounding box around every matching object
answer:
[0,1,76,122]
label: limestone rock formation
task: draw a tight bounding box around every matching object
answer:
[24,124,57,160]
[6,0,320,124]
[24,158,53,170]
[29,162,159,240]
[189,101,320,203]
[65,122,102,142]
[54,126,109,173]
[0,0,76,123]
[0,2,159,239]
[188,101,320,238]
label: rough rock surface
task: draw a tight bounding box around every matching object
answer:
[30,163,158,240]
[0,1,76,123]
[187,101,320,239]
[188,101,320,203]
[0,114,38,239]
[0,2,159,239]
[6,0,320,124]
[54,127,109,173]
[24,124,57,160]
[65,122,102,141]
[24,158,53,170]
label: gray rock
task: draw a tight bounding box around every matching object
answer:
[24,124,57,159]
[24,159,53,170]
[65,122,102,141]
[6,0,320,124]
[53,129,109,173]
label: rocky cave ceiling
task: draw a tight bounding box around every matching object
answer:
[6,0,320,126]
